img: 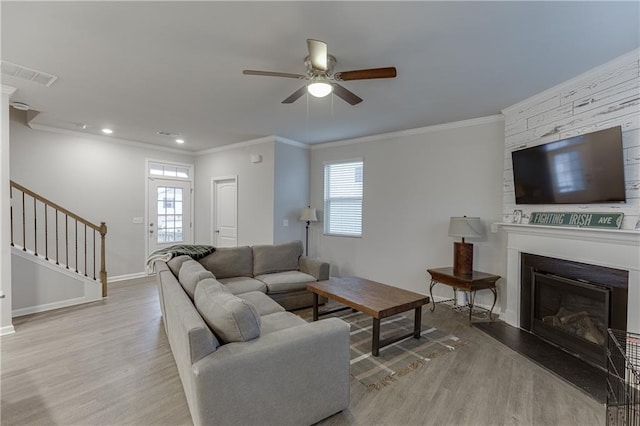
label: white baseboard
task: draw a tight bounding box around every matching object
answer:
[0,325,15,336]
[108,272,149,283]
[12,295,100,317]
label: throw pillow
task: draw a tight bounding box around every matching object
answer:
[179,260,215,299]
[167,255,192,277]
[194,288,261,343]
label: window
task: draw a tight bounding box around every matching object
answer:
[324,159,363,237]
[149,162,190,179]
[157,186,184,243]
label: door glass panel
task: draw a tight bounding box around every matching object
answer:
[157,187,184,243]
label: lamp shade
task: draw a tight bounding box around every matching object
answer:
[300,207,318,222]
[448,217,484,238]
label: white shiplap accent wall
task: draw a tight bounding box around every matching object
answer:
[501,49,640,229]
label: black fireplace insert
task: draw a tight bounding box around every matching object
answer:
[521,254,628,369]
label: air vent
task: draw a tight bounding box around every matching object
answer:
[1,61,58,87]
[157,131,181,137]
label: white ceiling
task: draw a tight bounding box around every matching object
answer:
[2,1,639,152]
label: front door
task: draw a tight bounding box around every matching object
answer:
[148,178,192,254]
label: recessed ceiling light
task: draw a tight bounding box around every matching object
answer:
[176,139,185,144]
[101,128,113,134]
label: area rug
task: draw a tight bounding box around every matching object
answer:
[302,309,468,390]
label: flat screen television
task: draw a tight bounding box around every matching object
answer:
[511,126,626,205]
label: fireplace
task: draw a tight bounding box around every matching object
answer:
[520,253,628,368]
[485,224,640,400]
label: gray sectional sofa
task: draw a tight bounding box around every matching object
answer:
[154,241,350,426]
[196,240,329,310]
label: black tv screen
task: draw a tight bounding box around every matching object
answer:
[511,126,626,205]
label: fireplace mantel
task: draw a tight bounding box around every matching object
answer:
[498,223,640,333]
[500,223,640,245]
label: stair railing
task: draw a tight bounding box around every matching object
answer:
[9,180,108,297]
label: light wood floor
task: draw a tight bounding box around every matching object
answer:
[1,277,605,426]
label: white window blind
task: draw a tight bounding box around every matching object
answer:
[324,160,363,236]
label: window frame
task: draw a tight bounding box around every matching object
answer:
[323,158,364,238]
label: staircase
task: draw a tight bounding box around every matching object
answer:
[10,181,107,316]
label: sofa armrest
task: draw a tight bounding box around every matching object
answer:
[190,318,350,426]
[299,256,330,281]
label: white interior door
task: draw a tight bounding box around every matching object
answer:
[148,178,192,254]
[213,177,237,247]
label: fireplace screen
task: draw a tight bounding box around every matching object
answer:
[532,272,610,366]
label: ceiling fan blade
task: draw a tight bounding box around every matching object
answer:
[332,84,363,105]
[334,67,397,81]
[282,86,308,104]
[307,39,328,71]
[243,70,306,79]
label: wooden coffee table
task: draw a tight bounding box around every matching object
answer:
[307,277,430,357]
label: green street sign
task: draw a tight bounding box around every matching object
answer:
[529,212,623,229]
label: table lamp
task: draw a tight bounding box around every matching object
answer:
[448,216,484,275]
[300,206,318,256]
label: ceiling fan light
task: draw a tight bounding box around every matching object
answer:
[307,81,333,98]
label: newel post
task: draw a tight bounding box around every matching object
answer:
[99,222,108,297]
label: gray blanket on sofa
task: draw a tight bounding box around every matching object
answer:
[146,244,215,272]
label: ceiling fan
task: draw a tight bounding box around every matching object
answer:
[242,39,397,105]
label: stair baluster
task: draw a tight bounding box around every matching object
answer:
[8,181,108,297]
[21,191,26,252]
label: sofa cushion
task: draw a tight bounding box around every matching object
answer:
[167,255,193,277]
[260,311,307,335]
[194,288,262,343]
[255,271,317,294]
[218,277,267,295]
[197,277,231,294]
[252,241,303,276]
[198,246,253,279]
[179,260,215,299]
[237,291,285,316]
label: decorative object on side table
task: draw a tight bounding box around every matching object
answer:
[448,216,484,275]
[300,206,318,256]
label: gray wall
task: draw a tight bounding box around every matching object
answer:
[194,140,275,246]
[309,118,507,309]
[193,139,309,248]
[273,141,309,245]
[9,110,194,277]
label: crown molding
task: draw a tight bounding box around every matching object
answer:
[502,48,640,116]
[197,135,310,155]
[310,114,504,150]
[27,123,195,156]
[195,135,277,156]
[275,136,308,149]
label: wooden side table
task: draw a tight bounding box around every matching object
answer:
[427,267,499,324]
